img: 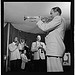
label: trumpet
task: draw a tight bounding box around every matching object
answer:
[24,16,40,20]
[24,16,53,23]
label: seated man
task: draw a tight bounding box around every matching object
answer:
[21,50,30,71]
[31,35,46,72]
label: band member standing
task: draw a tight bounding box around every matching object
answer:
[18,39,30,71]
[8,37,21,72]
[31,35,46,72]
[35,7,66,72]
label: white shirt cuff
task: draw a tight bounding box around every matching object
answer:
[36,20,43,25]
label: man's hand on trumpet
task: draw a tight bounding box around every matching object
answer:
[32,16,53,23]
[41,16,53,23]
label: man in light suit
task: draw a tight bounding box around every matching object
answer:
[36,7,66,72]
[31,35,46,72]
[8,37,21,72]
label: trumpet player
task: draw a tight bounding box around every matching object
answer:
[35,7,66,72]
[8,37,21,72]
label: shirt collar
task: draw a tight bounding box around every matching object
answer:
[36,41,40,43]
[13,42,16,45]
[36,41,41,44]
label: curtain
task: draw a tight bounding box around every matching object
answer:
[9,23,20,44]
[4,23,8,72]
[4,23,46,71]
[10,23,46,49]
[4,23,8,55]
[9,23,46,59]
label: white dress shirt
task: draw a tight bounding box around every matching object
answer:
[31,41,46,60]
[36,16,66,57]
[18,43,24,50]
[8,42,21,61]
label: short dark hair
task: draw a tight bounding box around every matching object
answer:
[21,39,25,43]
[52,7,62,15]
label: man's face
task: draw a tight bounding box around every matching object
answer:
[21,40,25,44]
[37,36,41,41]
[14,37,18,42]
[50,9,58,18]
[24,50,26,54]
